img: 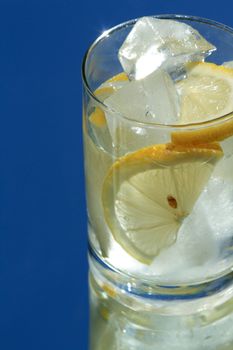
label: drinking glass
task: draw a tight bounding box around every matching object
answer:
[82,15,233,350]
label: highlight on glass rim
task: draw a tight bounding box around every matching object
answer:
[82,15,233,350]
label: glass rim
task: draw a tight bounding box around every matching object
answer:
[82,14,233,130]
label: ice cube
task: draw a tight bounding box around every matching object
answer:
[149,205,219,280]
[148,175,233,282]
[199,177,233,241]
[119,17,216,80]
[104,68,179,134]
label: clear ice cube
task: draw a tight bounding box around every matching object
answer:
[104,68,179,137]
[148,175,233,282]
[119,17,216,80]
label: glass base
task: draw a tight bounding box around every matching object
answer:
[89,246,233,350]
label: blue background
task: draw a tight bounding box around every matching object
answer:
[0,0,232,349]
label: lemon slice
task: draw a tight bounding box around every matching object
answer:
[172,62,233,145]
[106,72,129,83]
[177,62,233,123]
[95,72,128,99]
[89,72,128,127]
[172,116,233,146]
[102,143,223,264]
[89,107,106,128]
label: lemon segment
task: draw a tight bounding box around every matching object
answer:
[102,143,223,264]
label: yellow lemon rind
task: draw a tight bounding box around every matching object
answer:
[172,114,233,145]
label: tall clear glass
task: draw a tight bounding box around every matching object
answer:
[82,15,233,349]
